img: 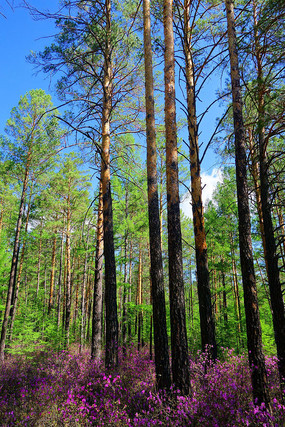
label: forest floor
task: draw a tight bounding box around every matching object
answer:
[0,345,284,426]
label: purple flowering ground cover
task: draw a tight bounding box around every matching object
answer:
[0,346,285,426]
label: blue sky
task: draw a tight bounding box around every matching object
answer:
[0,1,225,215]
[0,1,60,131]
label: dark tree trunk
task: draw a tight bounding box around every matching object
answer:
[143,0,171,390]
[137,244,142,353]
[163,0,191,395]
[253,1,285,388]
[101,0,118,369]
[225,0,271,407]
[0,147,31,363]
[8,183,34,343]
[91,183,104,360]
[149,315,153,360]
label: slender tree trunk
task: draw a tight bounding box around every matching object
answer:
[48,233,57,314]
[100,0,118,369]
[73,261,80,336]
[0,147,32,363]
[91,183,104,360]
[164,0,191,394]
[143,0,171,389]
[255,257,272,314]
[149,315,153,360]
[159,156,164,251]
[225,0,270,407]
[275,202,285,267]
[137,244,142,352]
[62,252,67,332]
[80,229,90,353]
[122,229,128,353]
[183,0,217,360]
[230,232,243,345]
[252,1,285,387]
[189,258,194,329]
[222,272,228,325]
[0,198,3,242]
[248,128,269,271]
[8,182,34,342]
[65,190,72,348]
[57,232,64,330]
[36,224,43,298]
[128,241,133,340]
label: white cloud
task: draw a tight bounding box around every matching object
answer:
[181,168,223,218]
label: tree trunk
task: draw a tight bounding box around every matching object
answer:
[100,0,118,369]
[143,0,171,389]
[91,182,104,360]
[275,201,285,267]
[230,231,243,349]
[128,241,133,340]
[225,0,270,407]
[183,0,217,360]
[57,232,64,330]
[36,224,43,298]
[65,190,72,348]
[8,182,34,343]
[0,147,32,363]
[0,198,3,242]
[48,233,57,314]
[253,0,285,387]
[137,244,142,352]
[122,228,128,353]
[164,0,191,395]
[80,228,90,353]
[73,260,80,336]
[222,272,228,325]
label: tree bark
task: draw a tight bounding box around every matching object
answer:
[36,224,43,298]
[225,0,270,407]
[8,182,34,343]
[128,241,133,340]
[48,233,57,314]
[80,228,90,353]
[100,0,118,369]
[253,0,285,387]
[143,0,171,389]
[91,182,104,360]
[122,223,128,353]
[164,0,191,395]
[64,189,72,348]
[0,146,32,363]
[137,243,143,352]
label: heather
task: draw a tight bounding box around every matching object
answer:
[0,347,284,426]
